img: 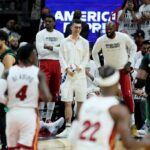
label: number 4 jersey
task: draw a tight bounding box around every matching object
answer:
[7,65,39,108]
[69,96,119,150]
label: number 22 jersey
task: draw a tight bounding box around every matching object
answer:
[70,96,119,150]
[7,65,39,108]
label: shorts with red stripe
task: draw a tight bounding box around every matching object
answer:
[6,108,39,150]
[39,59,61,102]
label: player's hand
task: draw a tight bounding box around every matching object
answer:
[75,65,81,72]
[66,69,75,77]
[44,44,53,51]
[124,61,132,73]
[128,3,134,11]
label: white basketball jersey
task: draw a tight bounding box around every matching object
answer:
[76,96,119,150]
[7,65,39,108]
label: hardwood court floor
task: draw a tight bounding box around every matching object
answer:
[38,138,145,150]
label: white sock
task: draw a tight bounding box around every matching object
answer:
[39,102,46,120]
[46,102,55,121]
[66,123,71,128]
[130,113,135,126]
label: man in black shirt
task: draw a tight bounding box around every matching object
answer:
[64,10,89,39]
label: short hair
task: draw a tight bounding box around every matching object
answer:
[72,19,82,25]
[0,30,8,42]
[44,15,55,22]
[99,66,116,79]
[17,44,35,61]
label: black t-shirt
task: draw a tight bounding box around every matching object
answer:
[139,53,150,94]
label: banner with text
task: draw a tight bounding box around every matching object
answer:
[46,0,123,42]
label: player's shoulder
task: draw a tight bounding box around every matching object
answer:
[36,29,46,36]
[80,36,89,44]
[96,34,107,42]
[54,29,64,36]
[116,32,131,40]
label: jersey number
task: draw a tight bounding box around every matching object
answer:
[16,85,28,101]
[79,120,101,142]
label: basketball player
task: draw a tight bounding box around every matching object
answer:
[92,21,137,130]
[0,30,16,149]
[69,66,150,150]
[36,15,64,123]
[3,44,52,150]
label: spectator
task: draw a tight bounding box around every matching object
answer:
[36,15,64,124]
[8,35,19,54]
[133,29,145,51]
[0,19,21,40]
[64,9,89,39]
[39,7,50,31]
[118,0,138,37]
[136,0,150,40]
[57,19,89,137]
[133,40,150,79]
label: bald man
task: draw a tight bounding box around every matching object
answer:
[92,21,137,131]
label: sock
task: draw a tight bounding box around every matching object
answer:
[39,102,46,121]
[46,102,55,121]
[130,113,135,126]
[66,123,71,128]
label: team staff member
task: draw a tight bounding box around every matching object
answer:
[4,44,52,150]
[36,15,64,122]
[92,21,136,127]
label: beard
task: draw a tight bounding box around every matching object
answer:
[106,32,115,38]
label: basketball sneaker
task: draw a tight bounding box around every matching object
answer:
[39,127,51,138]
[46,117,64,135]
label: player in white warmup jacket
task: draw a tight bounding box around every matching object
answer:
[69,66,150,150]
[3,44,52,150]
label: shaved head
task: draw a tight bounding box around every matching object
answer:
[105,21,116,38]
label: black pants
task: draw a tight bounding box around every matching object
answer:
[0,104,7,149]
[134,98,146,129]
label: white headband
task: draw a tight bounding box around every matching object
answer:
[95,71,120,87]
[0,62,4,78]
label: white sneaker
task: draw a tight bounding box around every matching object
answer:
[46,117,64,135]
[138,129,146,136]
[56,127,70,138]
